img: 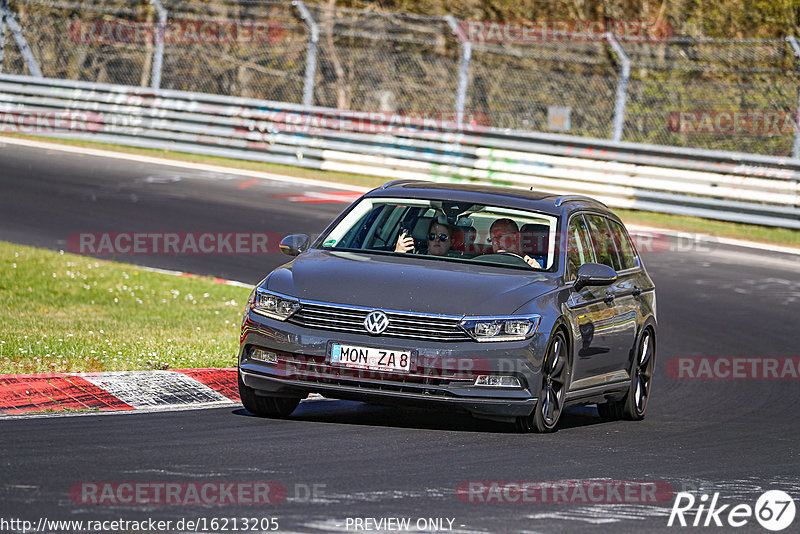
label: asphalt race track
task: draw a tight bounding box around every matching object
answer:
[1,139,800,533]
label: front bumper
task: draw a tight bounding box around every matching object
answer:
[238,311,546,419]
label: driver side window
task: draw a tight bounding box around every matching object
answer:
[566,215,595,281]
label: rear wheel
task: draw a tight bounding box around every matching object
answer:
[516,331,568,433]
[238,370,300,418]
[597,328,655,421]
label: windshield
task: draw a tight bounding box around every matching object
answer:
[317,197,558,270]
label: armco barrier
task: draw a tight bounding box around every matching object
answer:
[1,73,799,229]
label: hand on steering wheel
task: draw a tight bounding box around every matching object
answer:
[496,252,541,268]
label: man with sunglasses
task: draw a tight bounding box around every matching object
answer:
[394,220,452,256]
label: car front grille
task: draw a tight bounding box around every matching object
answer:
[288,301,471,342]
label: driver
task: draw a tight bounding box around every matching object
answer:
[489,218,542,268]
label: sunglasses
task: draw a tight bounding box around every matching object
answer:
[428,233,449,242]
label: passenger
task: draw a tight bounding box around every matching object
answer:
[488,218,541,268]
[425,221,453,256]
[394,220,452,256]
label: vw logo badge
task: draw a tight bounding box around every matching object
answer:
[364,310,389,335]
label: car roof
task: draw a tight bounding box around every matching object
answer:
[365,180,612,218]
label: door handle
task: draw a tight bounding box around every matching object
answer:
[603,292,615,304]
[632,287,642,299]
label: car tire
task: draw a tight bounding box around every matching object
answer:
[597,328,655,422]
[238,370,300,418]
[516,331,569,433]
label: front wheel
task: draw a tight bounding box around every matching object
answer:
[516,331,569,433]
[238,370,300,418]
[598,328,655,421]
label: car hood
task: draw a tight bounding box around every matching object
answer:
[265,249,559,316]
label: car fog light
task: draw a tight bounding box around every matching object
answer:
[475,375,521,387]
[251,348,279,364]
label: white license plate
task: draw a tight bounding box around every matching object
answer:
[330,343,412,373]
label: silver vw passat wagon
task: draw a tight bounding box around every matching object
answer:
[238,181,656,432]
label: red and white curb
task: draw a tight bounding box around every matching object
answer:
[0,368,323,416]
[0,368,240,415]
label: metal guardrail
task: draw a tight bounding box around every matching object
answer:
[1,74,799,229]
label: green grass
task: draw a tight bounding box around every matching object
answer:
[3,133,799,250]
[0,241,251,374]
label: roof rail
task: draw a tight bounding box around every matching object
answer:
[380,179,430,189]
[554,195,608,208]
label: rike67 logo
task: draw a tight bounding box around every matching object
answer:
[668,490,796,531]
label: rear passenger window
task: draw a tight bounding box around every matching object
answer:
[566,215,595,281]
[608,220,639,270]
[585,214,622,271]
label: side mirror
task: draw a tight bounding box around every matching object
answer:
[279,234,310,257]
[574,262,618,291]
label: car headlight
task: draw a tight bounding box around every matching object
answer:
[251,289,301,321]
[459,315,540,342]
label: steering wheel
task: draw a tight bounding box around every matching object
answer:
[496,252,526,260]
[474,252,534,268]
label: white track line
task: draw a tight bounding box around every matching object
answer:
[0,135,370,192]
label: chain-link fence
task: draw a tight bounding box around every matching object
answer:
[466,39,621,137]
[1,0,312,100]
[621,38,800,156]
[158,0,309,101]
[307,5,460,113]
[2,0,800,157]
[3,0,152,85]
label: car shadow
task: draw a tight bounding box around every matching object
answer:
[233,399,606,433]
